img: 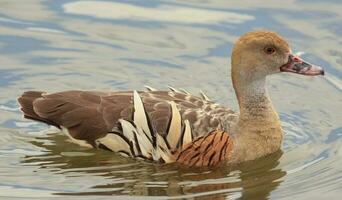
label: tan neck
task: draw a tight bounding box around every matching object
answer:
[230,73,283,162]
[236,78,277,121]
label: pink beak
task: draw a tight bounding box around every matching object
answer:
[280,54,324,76]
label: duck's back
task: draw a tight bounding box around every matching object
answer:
[18,89,235,161]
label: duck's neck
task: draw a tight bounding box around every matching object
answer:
[236,77,277,122]
[231,74,283,162]
[233,76,280,134]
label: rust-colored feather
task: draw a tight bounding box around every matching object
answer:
[175,130,233,167]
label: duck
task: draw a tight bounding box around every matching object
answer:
[17,31,324,167]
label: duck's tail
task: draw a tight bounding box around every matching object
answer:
[17,91,60,128]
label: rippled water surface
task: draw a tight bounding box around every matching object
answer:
[0,0,341,199]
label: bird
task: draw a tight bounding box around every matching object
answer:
[17,31,324,167]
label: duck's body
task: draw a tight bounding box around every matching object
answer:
[18,31,324,167]
[18,89,236,166]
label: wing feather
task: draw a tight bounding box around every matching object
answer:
[166,101,182,151]
[118,119,140,156]
[96,133,133,157]
[199,91,212,101]
[182,120,193,149]
[144,85,157,91]
[133,91,153,141]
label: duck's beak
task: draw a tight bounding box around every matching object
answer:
[280,54,324,76]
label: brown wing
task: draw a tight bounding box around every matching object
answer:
[18,89,235,152]
[175,130,233,167]
[18,91,116,146]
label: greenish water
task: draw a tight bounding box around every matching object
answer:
[0,1,341,199]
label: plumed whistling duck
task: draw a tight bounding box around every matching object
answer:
[18,31,324,167]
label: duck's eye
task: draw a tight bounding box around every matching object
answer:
[264,47,276,55]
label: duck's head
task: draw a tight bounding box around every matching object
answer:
[231,31,324,83]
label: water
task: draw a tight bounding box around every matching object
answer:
[0,0,341,199]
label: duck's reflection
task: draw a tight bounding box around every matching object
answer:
[22,133,286,199]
